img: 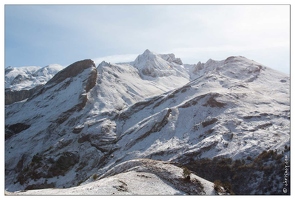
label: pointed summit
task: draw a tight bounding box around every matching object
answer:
[133,49,186,78]
[143,49,152,55]
[97,61,111,68]
[139,49,157,60]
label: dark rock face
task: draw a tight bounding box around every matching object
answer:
[5,123,30,140]
[5,85,43,105]
[25,183,55,191]
[85,68,97,92]
[15,151,79,187]
[32,59,97,99]
[46,59,95,86]
[50,151,80,175]
[184,148,290,194]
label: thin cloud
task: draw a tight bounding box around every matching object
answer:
[92,54,138,65]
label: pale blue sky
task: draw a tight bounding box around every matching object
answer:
[5,4,290,74]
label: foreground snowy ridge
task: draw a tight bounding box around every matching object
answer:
[5,50,290,194]
[8,159,222,195]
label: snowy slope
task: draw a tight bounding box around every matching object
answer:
[89,60,189,113]
[5,59,97,191]
[108,56,289,163]
[5,50,290,194]
[5,64,64,91]
[9,159,220,195]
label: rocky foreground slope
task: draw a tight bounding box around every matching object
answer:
[5,50,290,194]
[8,159,223,195]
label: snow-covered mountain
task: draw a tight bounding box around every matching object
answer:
[5,64,64,91]
[133,49,188,78]
[5,50,290,195]
[91,54,189,113]
[5,64,64,105]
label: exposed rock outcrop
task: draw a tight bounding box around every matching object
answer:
[5,85,43,105]
[45,59,97,89]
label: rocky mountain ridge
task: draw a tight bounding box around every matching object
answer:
[5,50,290,194]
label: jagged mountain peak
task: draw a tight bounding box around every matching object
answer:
[143,48,153,55]
[140,49,183,64]
[159,53,183,65]
[135,49,158,62]
[97,60,111,68]
[137,49,182,65]
[133,50,186,78]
